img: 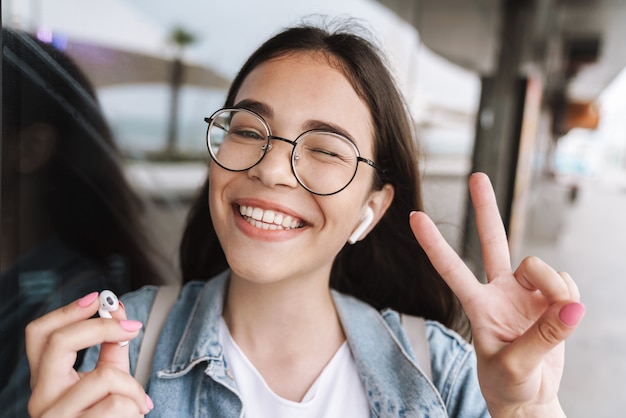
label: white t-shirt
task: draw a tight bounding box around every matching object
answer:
[219,317,370,418]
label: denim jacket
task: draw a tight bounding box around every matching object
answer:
[82,271,489,417]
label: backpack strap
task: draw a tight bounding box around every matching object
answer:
[401,314,432,381]
[134,284,181,387]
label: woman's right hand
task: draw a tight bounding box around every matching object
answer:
[26,292,154,417]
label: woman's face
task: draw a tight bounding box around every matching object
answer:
[209,52,384,285]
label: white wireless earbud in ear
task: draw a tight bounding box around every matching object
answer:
[348,207,375,244]
[98,290,128,346]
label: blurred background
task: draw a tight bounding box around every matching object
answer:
[3,0,625,415]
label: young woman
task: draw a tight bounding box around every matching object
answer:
[26,21,584,417]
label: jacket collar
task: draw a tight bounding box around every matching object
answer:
[168,270,230,373]
[169,271,447,416]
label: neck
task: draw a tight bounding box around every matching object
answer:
[223,271,343,344]
[222,271,346,401]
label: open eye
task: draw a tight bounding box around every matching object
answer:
[231,126,266,141]
[227,110,267,142]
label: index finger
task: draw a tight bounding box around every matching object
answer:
[26,292,100,383]
[409,211,481,305]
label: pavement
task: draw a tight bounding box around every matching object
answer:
[517,173,626,417]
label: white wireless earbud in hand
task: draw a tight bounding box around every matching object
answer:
[98,290,128,346]
[348,207,375,244]
[98,290,119,318]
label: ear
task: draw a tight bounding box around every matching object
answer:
[349,184,394,243]
[18,123,58,174]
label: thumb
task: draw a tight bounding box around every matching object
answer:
[97,299,140,373]
[505,301,585,370]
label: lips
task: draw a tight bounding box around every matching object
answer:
[238,205,305,230]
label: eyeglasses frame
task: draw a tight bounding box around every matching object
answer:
[204,107,384,196]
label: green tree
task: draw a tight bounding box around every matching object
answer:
[165,26,197,157]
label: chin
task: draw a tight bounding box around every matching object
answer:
[226,253,284,282]
[229,266,289,287]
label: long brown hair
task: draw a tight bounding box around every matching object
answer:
[179,20,467,334]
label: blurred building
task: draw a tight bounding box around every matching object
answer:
[377,0,626,273]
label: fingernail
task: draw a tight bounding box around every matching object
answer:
[119,320,143,332]
[78,292,99,307]
[145,394,154,410]
[118,300,125,311]
[559,302,585,326]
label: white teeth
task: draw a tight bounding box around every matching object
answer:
[251,207,264,221]
[239,205,303,230]
[262,210,275,223]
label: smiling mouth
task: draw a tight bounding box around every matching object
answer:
[238,205,305,230]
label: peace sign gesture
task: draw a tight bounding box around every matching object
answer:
[410,172,584,417]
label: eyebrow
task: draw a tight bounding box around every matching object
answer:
[234,99,274,119]
[233,99,358,144]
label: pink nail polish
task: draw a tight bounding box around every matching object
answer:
[145,394,155,410]
[559,302,585,326]
[77,292,99,307]
[119,320,143,332]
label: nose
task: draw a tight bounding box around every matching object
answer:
[247,138,299,190]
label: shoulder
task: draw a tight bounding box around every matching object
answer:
[425,320,473,361]
[385,311,475,381]
[334,296,486,415]
[121,281,207,320]
[424,321,488,416]
[423,321,474,382]
[381,310,488,416]
[381,309,471,354]
[382,310,475,371]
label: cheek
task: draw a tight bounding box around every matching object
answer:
[207,166,229,221]
[351,165,377,196]
[325,175,377,231]
[319,194,365,233]
[207,170,234,253]
[208,163,231,193]
[207,166,218,209]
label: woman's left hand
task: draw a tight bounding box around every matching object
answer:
[409,172,584,418]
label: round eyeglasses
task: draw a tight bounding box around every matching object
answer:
[204,108,384,196]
